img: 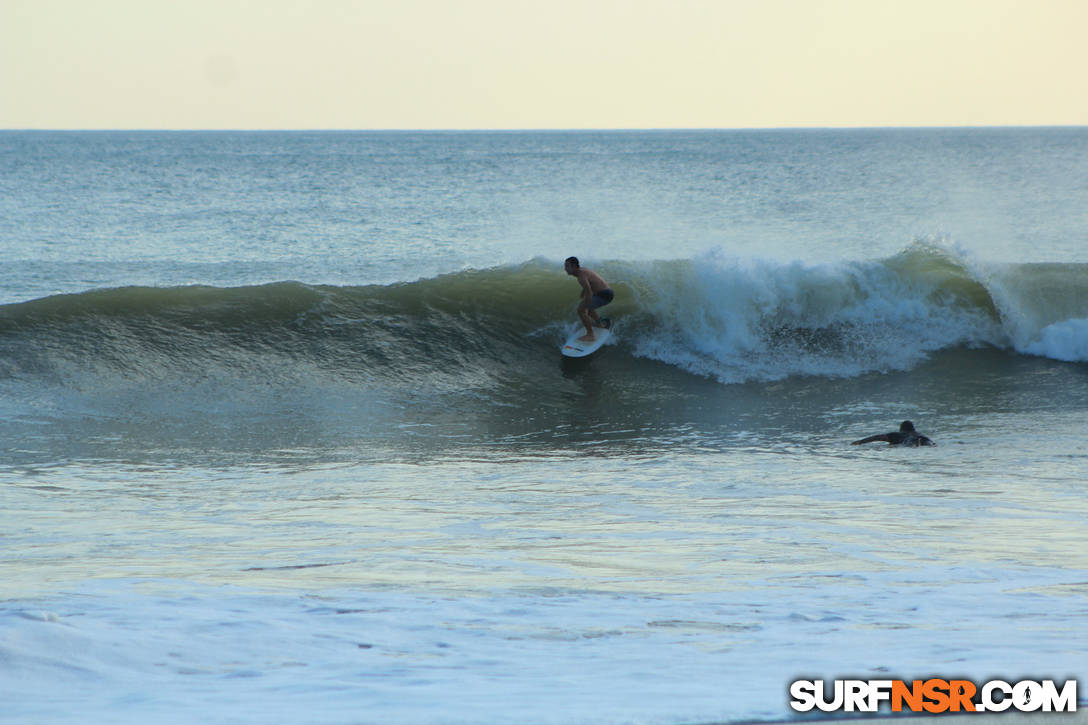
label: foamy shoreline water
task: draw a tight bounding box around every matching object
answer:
[4,569,1084,724]
[4,446,1086,723]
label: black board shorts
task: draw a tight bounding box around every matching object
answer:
[589,288,614,310]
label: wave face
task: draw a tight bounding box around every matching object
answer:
[0,262,570,396]
[2,244,1086,398]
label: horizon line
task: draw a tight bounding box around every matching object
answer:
[2,124,1086,133]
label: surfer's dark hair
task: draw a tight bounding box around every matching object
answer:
[565,256,580,268]
[899,421,916,432]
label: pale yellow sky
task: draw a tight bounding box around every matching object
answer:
[2,0,1086,129]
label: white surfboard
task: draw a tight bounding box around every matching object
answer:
[560,321,613,358]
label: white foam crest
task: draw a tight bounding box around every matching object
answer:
[624,247,1001,383]
[1022,317,1088,362]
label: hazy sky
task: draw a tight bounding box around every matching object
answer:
[3,0,1086,129]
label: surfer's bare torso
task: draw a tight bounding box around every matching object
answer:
[564,257,614,342]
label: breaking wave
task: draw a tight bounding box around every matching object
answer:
[1,243,1086,397]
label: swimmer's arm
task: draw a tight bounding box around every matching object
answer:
[851,434,892,445]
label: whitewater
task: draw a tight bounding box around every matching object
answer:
[1,129,1086,723]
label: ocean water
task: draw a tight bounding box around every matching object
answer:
[1,129,1086,723]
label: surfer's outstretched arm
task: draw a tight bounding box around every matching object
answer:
[851,434,892,445]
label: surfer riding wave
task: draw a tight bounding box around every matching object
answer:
[564,256,613,342]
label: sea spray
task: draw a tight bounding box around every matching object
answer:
[617,243,1007,382]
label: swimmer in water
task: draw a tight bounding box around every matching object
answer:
[851,420,935,446]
